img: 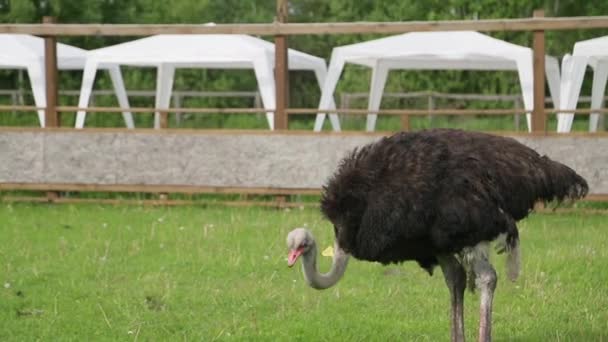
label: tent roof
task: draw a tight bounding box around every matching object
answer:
[573,35,608,58]
[332,31,532,70]
[316,30,562,132]
[0,34,87,69]
[87,34,326,70]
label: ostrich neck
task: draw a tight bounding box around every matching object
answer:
[301,240,350,290]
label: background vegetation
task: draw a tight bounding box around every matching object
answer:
[1,0,607,130]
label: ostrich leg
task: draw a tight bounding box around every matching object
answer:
[438,255,466,342]
[472,256,497,342]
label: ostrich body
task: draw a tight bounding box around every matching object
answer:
[286,129,588,342]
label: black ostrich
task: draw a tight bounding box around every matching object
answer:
[286,129,588,342]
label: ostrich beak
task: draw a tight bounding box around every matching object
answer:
[287,247,304,267]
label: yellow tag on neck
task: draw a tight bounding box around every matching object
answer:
[321,246,334,257]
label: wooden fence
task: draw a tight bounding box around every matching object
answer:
[4,88,605,130]
[0,10,608,131]
[1,7,608,204]
[0,128,607,205]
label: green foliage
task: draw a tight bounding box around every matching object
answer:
[0,1,607,129]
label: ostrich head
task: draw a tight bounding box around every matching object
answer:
[286,228,314,267]
[286,227,350,289]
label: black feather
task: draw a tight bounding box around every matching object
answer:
[320,129,588,272]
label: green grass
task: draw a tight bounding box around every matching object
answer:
[1,203,607,341]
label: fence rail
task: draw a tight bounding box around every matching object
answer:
[1,90,606,116]
[1,88,604,105]
[1,16,608,36]
[1,105,607,115]
[0,88,260,99]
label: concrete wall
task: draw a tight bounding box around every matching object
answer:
[0,129,606,194]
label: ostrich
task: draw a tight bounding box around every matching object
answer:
[286,129,588,342]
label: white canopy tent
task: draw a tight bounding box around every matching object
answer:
[557,36,608,133]
[0,34,133,128]
[0,34,86,127]
[314,31,561,132]
[75,34,332,129]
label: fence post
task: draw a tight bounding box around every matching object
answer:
[43,16,59,128]
[514,98,522,131]
[401,113,410,131]
[274,0,289,130]
[427,92,435,128]
[11,91,17,116]
[43,16,60,202]
[174,94,182,126]
[532,9,546,133]
[159,111,169,128]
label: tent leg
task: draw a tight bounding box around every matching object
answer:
[366,63,389,132]
[589,61,608,132]
[154,64,175,129]
[108,65,135,129]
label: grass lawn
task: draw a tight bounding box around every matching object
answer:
[0,203,607,341]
